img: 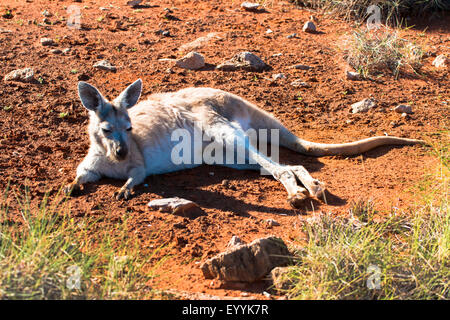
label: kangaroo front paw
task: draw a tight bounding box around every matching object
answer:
[308,179,326,200]
[64,183,81,196]
[114,188,132,200]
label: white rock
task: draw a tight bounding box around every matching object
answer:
[217,51,269,72]
[148,197,200,216]
[346,71,360,80]
[266,218,280,228]
[241,2,260,12]
[351,98,377,113]
[272,73,286,80]
[40,37,54,46]
[175,51,205,70]
[394,104,413,114]
[4,68,34,82]
[93,60,117,72]
[432,54,448,68]
[266,29,273,34]
[302,21,316,33]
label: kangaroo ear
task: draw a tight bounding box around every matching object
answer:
[78,82,105,112]
[115,79,142,109]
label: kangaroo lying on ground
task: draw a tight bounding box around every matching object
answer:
[64,79,423,208]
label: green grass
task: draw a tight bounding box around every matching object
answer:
[0,186,165,299]
[281,132,449,299]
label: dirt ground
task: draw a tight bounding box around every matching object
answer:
[0,0,449,299]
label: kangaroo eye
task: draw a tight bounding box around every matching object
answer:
[102,128,111,133]
[126,127,132,131]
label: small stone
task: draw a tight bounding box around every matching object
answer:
[200,236,291,282]
[289,64,311,70]
[41,10,52,17]
[290,79,310,88]
[175,51,205,70]
[93,60,117,72]
[126,0,142,7]
[272,53,282,57]
[266,219,280,228]
[217,51,269,72]
[148,197,203,218]
[401,112,408,118]
[346,71,360,80]
[62,48,71,54]
[241,2,261,12]
[40,37,54,46]
[50,48,62,54]
[265,29,273,34]
[394,104,413,114]
[432,54,448,68]
[302,21,316,33]
[272,73,286,80]
[0,28,12,33]
[4,68,34,82]
[286,33,297,39]
[351,98,377,114]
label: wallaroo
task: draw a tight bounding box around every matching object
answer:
[64,79,424,208]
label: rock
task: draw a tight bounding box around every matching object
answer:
[148,197,202,218]
[4,68,34,82]
[200,236,291,282]
[272,73,286,80]
[351,98,377,114]
[302,21,316,33]
[432,54,448,68]
[40,37,54,46]
[290,79,310,88]
[289,64,311,70]
[126,0,142,7]
[227,235,245,248]
[93,60,117,72]
[266,219,280,228]
[62,48,71,54]
[50,49,62,54]
[286,33,297,39]
[270,266,296,293]
[41,10,52,17]
[0,28,12,33]
[266,29,273,34]
[241,2,260,12]
[175,51,205,70]
[346,71,361,80]
[179,32,222,52]
[394,104,413,114]
[217,52,269,72]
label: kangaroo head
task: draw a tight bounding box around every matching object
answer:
[78,79,142,162]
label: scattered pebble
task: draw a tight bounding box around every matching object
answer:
[148,197,202,218]
[265,29,273,34]
[290,79,310,88]
[227,235,245,248]
[351,98,377,114]
[4,68,35,82]
[286,33,297,39]
[40,37,54,46]
[289,64,311,70]
[394,104,413,114]
[241,2,261,12]
[432,54,448,68]
[127,0,142,7]
[50,48,62,54]
[41,10,52,17]
[272,73,286,80]
[175,51,205,70]
[266,218,280,228]
[346,71,361,80]
[93,60,117,72]
[216,51,269,72]
[302,21,316,33]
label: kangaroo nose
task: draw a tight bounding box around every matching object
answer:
[116,146,127,159]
